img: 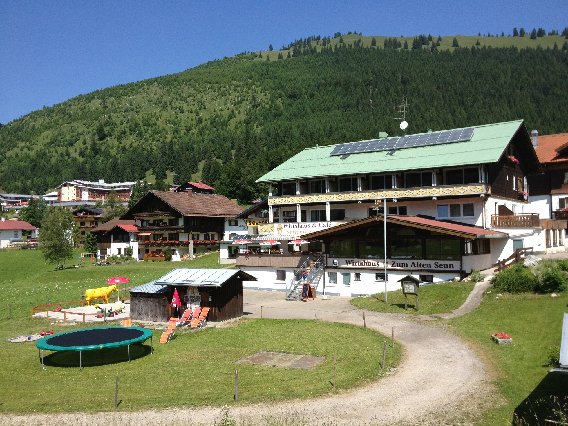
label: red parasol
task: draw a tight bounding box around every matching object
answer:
[171,288,181,308]
[107,276,130,285]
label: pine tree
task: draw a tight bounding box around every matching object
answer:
[452,37,459,48]
[513,28,519,36]
[520,28,526,37]
[371,37,376,47]
[268,44,273,51]
[83,232,98,254]
[530,29,537,40]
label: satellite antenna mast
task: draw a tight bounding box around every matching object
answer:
[394,96,409,134]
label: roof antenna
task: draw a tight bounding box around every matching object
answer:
[394,96,409,135]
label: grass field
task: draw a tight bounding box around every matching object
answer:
[449,290,568,424]
[0,249,401,413]
[351,281,475,315]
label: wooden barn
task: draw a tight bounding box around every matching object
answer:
[129,269,256,322]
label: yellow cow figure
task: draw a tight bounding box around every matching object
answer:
[84,285,117,305]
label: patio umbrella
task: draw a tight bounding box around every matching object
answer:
[259,240,280,246]
[290,239,309,245]
[232,239,252,245]
[171,288,181,316]
[107,276,130,302]
[106,276,130,285]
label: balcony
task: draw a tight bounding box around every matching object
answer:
[269,183,490,206]
[491,213,540,228]
[553,210,568,220]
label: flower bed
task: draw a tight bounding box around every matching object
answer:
[491,332,513,345]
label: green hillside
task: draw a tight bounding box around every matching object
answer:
[1,33,568,203]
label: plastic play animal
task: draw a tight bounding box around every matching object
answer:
[84,285,117,305]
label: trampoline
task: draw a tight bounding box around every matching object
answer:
[36,326,153,368]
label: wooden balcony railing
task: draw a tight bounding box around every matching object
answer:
[553,210,568,220]
[491,213,540,228]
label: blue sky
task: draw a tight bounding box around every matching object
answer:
[1,0,566,124]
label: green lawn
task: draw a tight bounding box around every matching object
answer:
[0,249,401,413]
[449,290,568,424]
[351,281,475,315]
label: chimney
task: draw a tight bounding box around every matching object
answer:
[531,129,538,147]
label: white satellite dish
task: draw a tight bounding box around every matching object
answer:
[400,120,408,130]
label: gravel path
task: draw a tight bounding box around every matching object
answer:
[2,286,494,426]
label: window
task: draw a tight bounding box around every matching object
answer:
[560,198,568,210]
[13,231,19,239]
[419,275,434,283]
[342,273,351,286]
[330,209,345,220]
[309,180,325,194]
[450,204,461,217]
[359,240,385,258]
[354,273,361,281]
[338,177,358,192]
[405,171,432,188]
[445,167,479,185]
[328,272,337,284]
[168,233,179,241]
[369,206,407,216]
[153,233,164,241]
[310,210,326,222]
[276,270,286,281]
[117,248,122,255]
[168,218,178,226]
[369,175,393,190]
[281,182,296,196]
[329,239,357,257]
[464,239,490,255]
[437,203,472,218]
[375,272,386,281]
[228,219,238,227]
[462,203,474,217]
[282,210,297,223]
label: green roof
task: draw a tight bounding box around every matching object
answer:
[257,120,526,183]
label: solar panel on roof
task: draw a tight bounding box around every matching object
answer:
[330,127,475,156]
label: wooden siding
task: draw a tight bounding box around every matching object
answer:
[130,293,169,322]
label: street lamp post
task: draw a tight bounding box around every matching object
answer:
[383,198,388,303]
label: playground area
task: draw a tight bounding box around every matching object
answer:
[32,301,130,323]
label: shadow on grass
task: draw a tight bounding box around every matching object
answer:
[391,303,418,311]
[40,344,153,368]
[513,370,568,425]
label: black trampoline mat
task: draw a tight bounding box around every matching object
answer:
[47,328,145,347]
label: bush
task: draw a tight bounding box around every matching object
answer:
[163,247,173,262]
[469,270,483,283]
[492,263,538,293]
[533,260,568,293]
[546,345,560,367]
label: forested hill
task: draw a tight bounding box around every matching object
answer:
[1,34,568,203]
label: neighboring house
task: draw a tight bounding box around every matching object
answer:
[42,191,58,205]
[121,190,243,261]
[219,200,268,264]
[91,218,138,259]
[0,218,37,248]
[528,131,568,251]
[0,193,38,212]
[174,181,215,194]
[235,119,555,296]
[72,207,104,246]
[57,179,135,204]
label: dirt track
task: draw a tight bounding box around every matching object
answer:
[2,285,494,425]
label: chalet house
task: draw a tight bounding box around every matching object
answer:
[0,218,37,248]
[235,119,557,297]
[57,179,135,204]
[72,207,104,246]
[121,190,243,261]
[528,131,568,250]
[92,218,138,259]
[0,193,38,212]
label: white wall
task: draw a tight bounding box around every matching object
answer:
[528,195,551,219]
[462,254,492,273]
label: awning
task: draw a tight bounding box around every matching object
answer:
[290,239,309,245]
[259,240,280,246]
[232,239,252,245]
[138,232,152,236]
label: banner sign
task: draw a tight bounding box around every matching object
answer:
[258,222,339,238]
[331,258,460,271]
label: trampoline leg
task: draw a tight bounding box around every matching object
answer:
[79,351,82,369]
[151,336,154,354]
[128,344,130,362]
[39,349,46,370]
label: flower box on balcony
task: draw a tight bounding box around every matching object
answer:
[491,332,512,345]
